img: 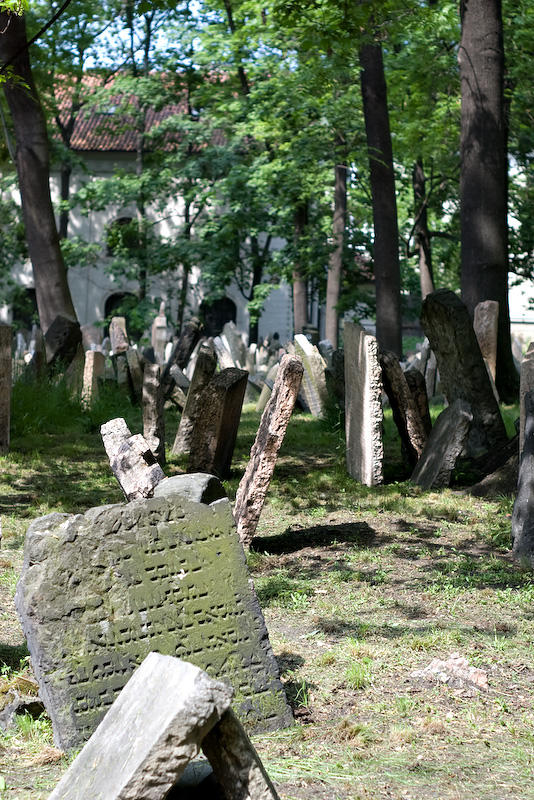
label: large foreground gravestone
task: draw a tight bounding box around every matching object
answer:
[344,321,383,486]
[15,487,292,750]
[421,289,507,456]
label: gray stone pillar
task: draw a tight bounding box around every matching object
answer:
[344,321,384,486]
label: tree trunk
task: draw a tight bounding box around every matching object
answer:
[292,203,308,335]
[359,42,402,357]
[0,12,78,333]
[459,0,517,402]
[412,159,434,299]
[58,162,71,240]
[325,159,347,347]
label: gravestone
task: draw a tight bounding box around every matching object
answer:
[344,321,383,486]
[172,343,217,456]
[411,399,473,490]
[473,300,499,383]
[154,474,227,505]
[109,317,129,354]
[222,321,247,368]
[80,324,102,352]
[112,352,129,390]
[405,367,432,436]
[151,302,168,365]
[101,418,165,500]
[235,355,303,547]
[143,363,165,466]
[81,350,105,409]
[380,350,427,467]
[0,324,11,453]
[44,315,82,367]
[294,334,328,418]
[421,289,507,456]
[325,348,345,409]
[163,317,202,382]
[519,342,534,458]
[189,368,248,479]
[126,348,144,401]
[512,390,534,566]
[213,336,235,370]
[15,489,292,750]
[255,364,278,414]
[48,653,233,798]
[29,325,46,379]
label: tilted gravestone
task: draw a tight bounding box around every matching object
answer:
[473,299,499,383]
[109,317,129,354]
[294,334,328,418]
[519,342,534,459]
[411,399,473,490]
[48,653,233,799]
[142,363,165,466]
[344,321,384,486]
[222,321,248,368]
[235,355,304,547]
[188,367,248,478]
[404,367,432,436]
[44,315,82,367]
[125,348,144,402]
[255,363,278,414]
[171,343,217,457]
[512,390,534,566]
[0,324,11,453]
[15,488,293,750]
[421,289,507,456]
[101,418,165,500]
[81,350,105,409]
[380,350,427,467]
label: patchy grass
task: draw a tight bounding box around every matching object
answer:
[0,387,531,799]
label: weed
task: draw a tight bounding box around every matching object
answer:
[396,696,417,717]
[345,658,373,690]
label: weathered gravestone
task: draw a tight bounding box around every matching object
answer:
[44,315,82,367]
[325,348,345,409]
[344,321,384,486]
[29,324,46,379]
[172,343,217,456]
[48,653,233,799]
[125,348,144,402]
[404,367,432,436]
[512,390,534,566]
[380,350,427,467]
[0,324,11,453]
[235,355,304,547]
[101,418,165,500]
[15,489,293,750]
[411,399,473,490]
[222,321,248,368]
[294,334,328,418]
[520,342,534,458]
[189,367,248,479]
[255,363,278,414]
[421,289,507,456]
[109,317,129,354]
[151,302,168,365]
[473,300,499,384]
[81,350,105,409]
[142,363,165,466]
[213,335,235,370]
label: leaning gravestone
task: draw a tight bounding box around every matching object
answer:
[0,324,11,453]
[44,315,82,367]
[380,350,427,467]
[512,390,534,566]
[222,321,248,368]
[411,399,473,490]
[15,489,293,751]
[519,342,534,459]
[171,343,217,456]
[473,299,499,383]
[421,289,507,456]
[344,321,383,486]
[189,367,248,479]
[81,350,105,409]
[109,317,129,354]
[48,653,233,799]
[404,367,432,436]
[294,334,328,418]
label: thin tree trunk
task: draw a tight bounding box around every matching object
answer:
[459,0,517,401]
[412,159,434,299]
[58,162,71,239]
[292,203,308,335]
[0,12,78,332]
[359,41,402,357]
[325,159,347,347]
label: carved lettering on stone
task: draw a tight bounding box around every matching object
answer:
[15,492,293,750]
[344,322,383,486]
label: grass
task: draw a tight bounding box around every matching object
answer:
[0,375,531,799]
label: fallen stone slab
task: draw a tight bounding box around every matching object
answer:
[15,490,292,750]
[411,399,473,490]
[101,418,165,500]
[410,652,488,694]
[153,474,227,505]
[48,653,233,799]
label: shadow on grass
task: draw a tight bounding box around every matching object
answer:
[250,521,378,554]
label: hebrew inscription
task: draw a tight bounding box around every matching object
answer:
[16,491,292,750]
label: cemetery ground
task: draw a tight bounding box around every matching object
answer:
[0,379,533,800]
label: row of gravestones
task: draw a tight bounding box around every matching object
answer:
[15,354,306,796]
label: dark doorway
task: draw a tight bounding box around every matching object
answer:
[199,297,237,337]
